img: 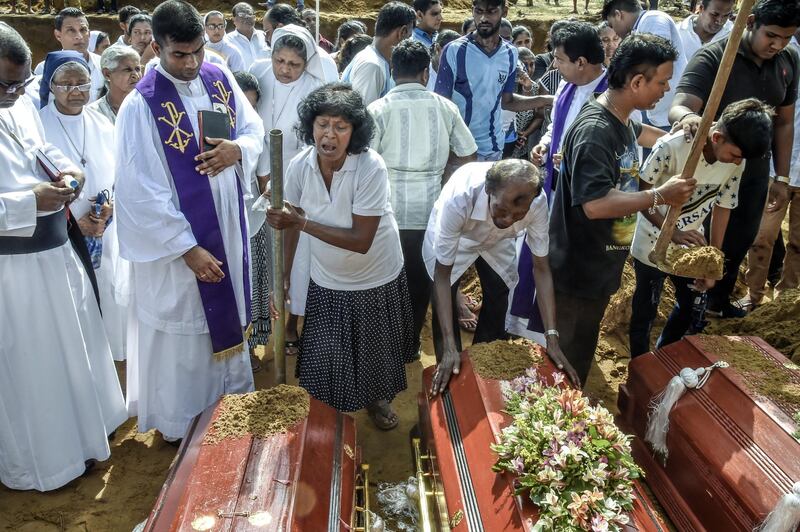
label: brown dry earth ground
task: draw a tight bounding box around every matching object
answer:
[7,1,795,530]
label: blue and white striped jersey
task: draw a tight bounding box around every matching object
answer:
[434,34,518,158]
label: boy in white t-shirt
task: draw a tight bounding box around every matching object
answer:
[629,98,775,357]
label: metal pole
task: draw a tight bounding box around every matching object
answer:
[270,129,286,385]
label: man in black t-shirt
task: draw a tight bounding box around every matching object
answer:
[549,34,696,386]
[670,0,800,318]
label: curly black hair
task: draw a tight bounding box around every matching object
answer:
[295,83,375,155]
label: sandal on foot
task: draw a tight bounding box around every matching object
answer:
[284,339,300,356]
[367,400,399,431]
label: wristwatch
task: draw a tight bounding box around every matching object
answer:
[544,329,559,338]
[774,175,791,185]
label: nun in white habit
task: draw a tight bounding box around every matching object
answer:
[250,24,326,352]
[0,46,126,491]
[39,54,129,361]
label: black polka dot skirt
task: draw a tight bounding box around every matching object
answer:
[248,222,272,349]
[298,269,416,412]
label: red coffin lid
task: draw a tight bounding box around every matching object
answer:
[418,348,670,531]
[143,396,359,532]
[618,335,800,532]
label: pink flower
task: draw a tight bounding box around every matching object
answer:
[591,514,610,532]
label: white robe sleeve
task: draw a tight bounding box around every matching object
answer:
[0,190,36,233]
[113,92,198,262]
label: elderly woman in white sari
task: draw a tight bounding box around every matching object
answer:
[89,45,141,124]
[250,23,327,356]
[38,53,129,362]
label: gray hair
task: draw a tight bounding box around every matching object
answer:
[273,34,307,62]
[485,159,542,196]
[0,22,32,66]
[100,44,139,71]
[51,60,90,83]
[232,2,254,17]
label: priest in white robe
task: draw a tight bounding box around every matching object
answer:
[0,25,127,492]
[39,53,129,361]
[114,0,264,442]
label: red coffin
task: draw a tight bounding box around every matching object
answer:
[143,396,365,532]
[417,350,671,531]
[618,335,800,532]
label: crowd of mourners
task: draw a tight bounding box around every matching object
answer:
[1,0,799,494]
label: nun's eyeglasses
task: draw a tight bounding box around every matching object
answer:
[51,82,92,94]
[0,75,35,94]
[206,23,227,30]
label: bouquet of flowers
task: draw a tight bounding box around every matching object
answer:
[492,369,643,532]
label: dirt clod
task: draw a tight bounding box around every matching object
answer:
[468,338,543,381]
[667,245,724,280]
[204,385,310,445]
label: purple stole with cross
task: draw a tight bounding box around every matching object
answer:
[510,72,608,333]
[137,63,251,358]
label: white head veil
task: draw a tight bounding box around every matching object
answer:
[88,30,102,53]
[270,24,325,83]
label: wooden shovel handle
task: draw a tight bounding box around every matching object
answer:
[649,0,756,266]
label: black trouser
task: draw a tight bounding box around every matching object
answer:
[554,290,610,387]
[432,256,508,362]
[629,259,698,358]
[708,173,770,310]
[399,230,432,354]
[769,231,786,286]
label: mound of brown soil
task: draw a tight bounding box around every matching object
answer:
[204,384,310,444]
[469,338,543,381]
[696,335,800,414]
[667,245,724,280]
[706,289,800,363]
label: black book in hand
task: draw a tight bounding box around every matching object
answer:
[198,110,231,153]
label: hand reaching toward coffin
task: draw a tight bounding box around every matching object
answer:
[431,346,461,396]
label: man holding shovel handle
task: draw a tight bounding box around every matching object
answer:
[667,0,800,318]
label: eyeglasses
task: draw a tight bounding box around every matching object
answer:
[51,82,92,94]
[235,14,255,22]
[206,23,227,31]
[0,75,35,94]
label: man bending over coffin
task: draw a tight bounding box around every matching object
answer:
[114,0,264,444]
[424,159,579,393]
